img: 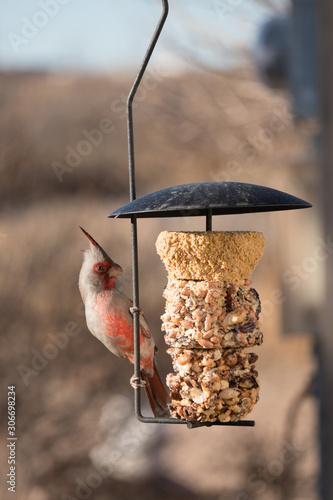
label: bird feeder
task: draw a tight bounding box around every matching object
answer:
[108,0,311,428]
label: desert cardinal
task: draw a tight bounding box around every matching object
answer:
[79,227,169,418]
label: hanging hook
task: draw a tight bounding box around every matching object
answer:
[127,0,169,202]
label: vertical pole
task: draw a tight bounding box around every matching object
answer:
[126,0,169,420]
[206,208,212,231]
[318,0,333,497]
[131,215,142,417]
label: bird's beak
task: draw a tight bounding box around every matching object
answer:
[108,262,123,278]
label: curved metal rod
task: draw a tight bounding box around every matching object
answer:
[127,0,169,202]
[127,0,169,421]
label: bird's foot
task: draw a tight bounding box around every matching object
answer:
[129,306,143,316]
[130,375,148,389]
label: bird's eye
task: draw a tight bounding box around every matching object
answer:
[96,265,104,272]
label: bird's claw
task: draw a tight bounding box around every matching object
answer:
[129,306,143,316]
[130,375,148,389]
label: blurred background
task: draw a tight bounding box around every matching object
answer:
[1,0,330,498]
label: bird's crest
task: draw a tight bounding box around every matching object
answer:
[80,226,112,264]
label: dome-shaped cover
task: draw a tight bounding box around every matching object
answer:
[108,182,311,219]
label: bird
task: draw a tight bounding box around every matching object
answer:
[78,227,170,418]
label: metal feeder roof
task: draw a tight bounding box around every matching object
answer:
[109,181,312,219]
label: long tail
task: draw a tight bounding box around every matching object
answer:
[142,361,170,418]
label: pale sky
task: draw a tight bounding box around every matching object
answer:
[0,0,283,73]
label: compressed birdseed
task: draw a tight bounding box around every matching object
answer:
[161,279,263,349]
[166,348,259,422]
[167,347,258,378]
[156,231,265,282]
[156,231,265,423]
